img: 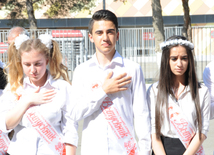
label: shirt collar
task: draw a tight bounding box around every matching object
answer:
[23,70,56,89]
[89,51,123,68]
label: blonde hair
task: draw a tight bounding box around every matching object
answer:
[6,38,70,94]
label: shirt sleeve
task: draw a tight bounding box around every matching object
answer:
[146,84,156,135]
[70,66,107,122]
[200,87,211,137]
[61,85,78,147]
[0,89,15,133]
[132,65,151,155]
[203,65,214,119]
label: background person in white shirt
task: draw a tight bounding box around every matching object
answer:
[147,35,210,155]
[0,34,77,155]
[71,10,151,155]
[203,61,214,119]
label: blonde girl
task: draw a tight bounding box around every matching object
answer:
[0,34,77,155]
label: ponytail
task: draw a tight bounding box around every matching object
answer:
[49,40,70,84]
[5,43,24,94]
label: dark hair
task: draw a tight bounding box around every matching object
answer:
[88,10,118,34]
[155,35,202,139]
[0,67,7,89]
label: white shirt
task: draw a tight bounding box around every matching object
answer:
[71,51,151,155]
[147,82,210,138]
[0,72,78,155]
[203,61,214,119]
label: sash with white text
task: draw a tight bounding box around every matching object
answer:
[26,107,66,155]
[168,102,204,155]
[100,97,138,155]
[0,130,10,155]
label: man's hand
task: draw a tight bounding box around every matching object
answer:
[102,71,131,94]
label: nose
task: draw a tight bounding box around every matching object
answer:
[30,65,36,73]
[103,32,109,40]
[177,59,182,67]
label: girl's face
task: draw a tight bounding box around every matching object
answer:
[169,45,189,78]
[21,49,48,87]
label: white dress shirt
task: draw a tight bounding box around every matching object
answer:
[203,61,214,119]
[71,51,151,155]
[0,72,78,155]
[147,82,210,138]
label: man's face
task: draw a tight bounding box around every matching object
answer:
[89,20,119,57]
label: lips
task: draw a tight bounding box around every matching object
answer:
[102,43,111,47]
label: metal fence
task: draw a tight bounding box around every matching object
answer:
[1,26,214,83]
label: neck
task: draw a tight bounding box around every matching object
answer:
[96,50,116,67]
[173,74,186,88]
[31,71,48,87]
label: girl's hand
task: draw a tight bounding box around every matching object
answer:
[23,87,56,107]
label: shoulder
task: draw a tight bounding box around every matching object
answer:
[147,82,158,96]
[123,58,141,69]
[51,78,71,91]
[204,61,214,73]
[198,83,209,95]
[75,58,93,72]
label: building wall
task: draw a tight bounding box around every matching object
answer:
[75,0,214,18]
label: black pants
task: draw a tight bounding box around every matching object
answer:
[152,136,186,155]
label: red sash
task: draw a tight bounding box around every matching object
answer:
[168,102,205,155]
[101,97,138,155]
[0,130,10,155]
[26,107,66,155]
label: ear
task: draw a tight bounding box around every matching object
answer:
[116,31,119,41]
[89,33,94,43]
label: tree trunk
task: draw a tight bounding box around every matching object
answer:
[182,0,192,42]
[151,0,165,53]
[26,0,37,29]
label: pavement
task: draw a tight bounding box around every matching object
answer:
[76,115,214,155]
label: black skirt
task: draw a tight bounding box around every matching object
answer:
[152,136,186,155]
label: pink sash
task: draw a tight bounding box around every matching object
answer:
[26,107,66,155]
[0,130,10,155]
[168,102,204,155]
[100,97,138,155]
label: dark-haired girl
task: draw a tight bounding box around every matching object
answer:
[147,35,210,155]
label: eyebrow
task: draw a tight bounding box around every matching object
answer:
[23,60,43,64]
[95,29,116,33]
[170,55,188,58]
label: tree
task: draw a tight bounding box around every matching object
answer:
[182,0,192,42]
[0,0,95,29]
[151,0,165,53]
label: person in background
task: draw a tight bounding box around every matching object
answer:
[0,61,7,95]
[0,34,78,155]
[147,35,210,155]
[8,26,29,44]
[0,26,29,95]
[71,10,151,155]
[203,60,214,119]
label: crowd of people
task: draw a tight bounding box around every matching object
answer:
[0,9,213,155]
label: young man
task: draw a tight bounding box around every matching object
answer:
[72,10,151,155]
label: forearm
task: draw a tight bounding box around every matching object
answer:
[5,100,30,130]
[65,143,76,155]
[183,133,206,155]
[71,87,107,121]
[152,133,166,155]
